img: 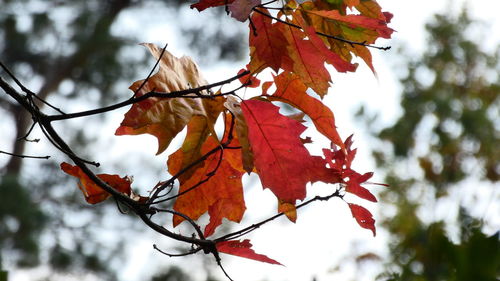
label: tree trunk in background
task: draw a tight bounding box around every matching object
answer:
[2,0,132,178]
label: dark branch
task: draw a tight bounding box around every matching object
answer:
[47,70,249,121]
[151,207,205,240]
[1,73,216,249]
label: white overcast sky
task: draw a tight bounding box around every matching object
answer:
[113,1,499,281]
[5,0,499,281]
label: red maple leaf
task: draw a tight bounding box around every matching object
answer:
[217,239,282,265]
[241,99,315,204]
[321,135,378,202]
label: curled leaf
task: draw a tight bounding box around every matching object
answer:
[60,162,132,204]
[191,0,235,11]
[224,98,254,173]
[229,0,261,22]
[238,67,261,88]
[115,43,224,155]
[348,203,376,236]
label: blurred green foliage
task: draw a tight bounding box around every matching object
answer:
[380,209,499,281]
[360,9,499,281]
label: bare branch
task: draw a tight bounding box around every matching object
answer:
[0,150,50,160]
[47,70,249,121]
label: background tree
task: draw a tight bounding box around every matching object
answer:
[357,8,499,281]
[0,1,244,280]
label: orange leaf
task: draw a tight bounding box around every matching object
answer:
[216,239,282,265]
[278,199,297,223]
[205,196,244,237]
[115,43,224,155]
[280,22,332,97]
[302,2,393,73]
[344,0,360,7]
[352,43,376,73]
[348,203,376,236]
[167,113,220,183]
[306,10,393,39]
[60,162,132,204]
[264,71,345,151]
[355,0,390,21]
[169,131,245,236]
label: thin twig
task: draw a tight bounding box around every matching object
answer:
[149,114,237,204]
[252,8,391,51]
[17,121,38,141]
[38,122,100,167]
[151,207,205,240]
[0,150,50,160]
[216,189,343,242]
[249,17,258,37]
[0,61,65,114]
[259,0,279,6]
[217,260,234,281]
[133,43,168,97]
[151,148,224,204]
[153,244,202,257]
